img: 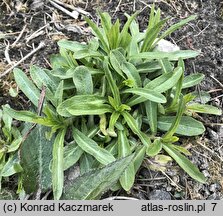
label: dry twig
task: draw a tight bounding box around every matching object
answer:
[0,42,45,79]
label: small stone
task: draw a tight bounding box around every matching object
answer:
[207,128,219,142]
[202,170,210,178]
[154,39,180,52]
[148,190,171,200]
[207,193,217,200]
[209,183,218,192]
[166,186,172,192]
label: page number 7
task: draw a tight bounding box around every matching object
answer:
[211,203,217,211]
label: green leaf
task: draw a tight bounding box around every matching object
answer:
[79,153,95,174]
[169,61,184,108]
[109,49,126,78]
[163,96,186,140]
[52,129,66,200]
[7,137,22,153]
[63,141,83,171]
[141,18,167,52]
[61,154,134,199]
[85,16,109,53]
[107,19,120,49]
[147,67,183,93]
[57,95,111,117]
[3,107,40,123]
[73,66,93,95]
[20,125,53,193]
[14,68,40,107]
[133,146,146,172]
[162,143,206,183]
[118,129,135,191]
[136,61,161,73]
[121,62,142,87]
[57,40,87,53]
[171,145,192,156]
[1,104,12,131]
[145,101,157,134]
[30,66,58,91]
[119,12,138,48]
[104,59,121,105]
[130,50,200,61]
[156,116,205,136]
[67,104,112,116]
[54,81,64,106]
[74,49,103,59]
[122,111,151,147]
[108,111,120,137]
[187,103,222,115]
[1,154,22,177]
[3,107,58,128]
[154,15,197,48]
[123,88,166,103]
[146,138,162,157]
[182,73,205,89]
[159,58,173,74]
[72,127,115,165]
[98,11,112,34]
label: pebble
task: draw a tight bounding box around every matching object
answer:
[209,183,221,192]
[202,170,210,178]
[207,128,219,142]
[148,190,171,200]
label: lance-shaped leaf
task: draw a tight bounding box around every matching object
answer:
[162,96,186,141]
[146,138,162,157]
[72,66,93,95]
[146,67,183,93]
[3,107,41,123]
[13,68,40,107]
[182,73,205,89]
[127,67,182,106]
[104,59,121,105]
[72,127,115,165]
[123,88,166,103]
[187,103,222,115]
[79,153,95,174]
[121,62,142,87]
[57,95,111,117]
[1,154,22,177]
[57,40,87,53]
[61,154,134,200]
[52,129,66,200]
[109,49,126,78]
[136,61,161,73]
[129,50,200,61]
[63,142,83,171]
[162,143,206,183]
[133,146,146,173]
[119,12,138,48]
[85,16,109,53]
[30,66,58,91]
[118,129,135,191]
[141,18,167,52]
[153,15,197,48]
[20,125,54,194]
[158,58,173,74]
[145,100,158,134]
[154,116,205,136]
[67,104,112,116]
[122,111,151,147]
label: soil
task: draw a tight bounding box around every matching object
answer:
[0,0,222,200]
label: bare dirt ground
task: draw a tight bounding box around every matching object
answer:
[0,0,222,200]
